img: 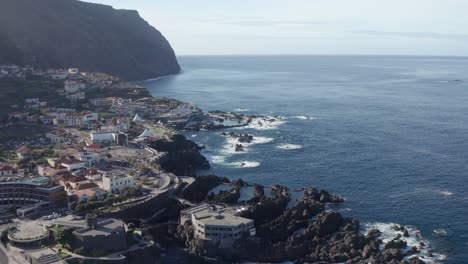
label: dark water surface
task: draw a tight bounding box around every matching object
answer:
[140,55,468,263]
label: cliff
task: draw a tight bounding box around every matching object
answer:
[0,0,180,81]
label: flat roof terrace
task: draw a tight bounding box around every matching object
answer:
[8,220,48,243]
[189,204,253,227]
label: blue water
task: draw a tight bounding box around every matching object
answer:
[140,55,468,263]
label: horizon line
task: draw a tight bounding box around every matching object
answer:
[176,53,468,58]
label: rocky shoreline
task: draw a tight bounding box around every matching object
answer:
[104,81,438,263]
[168,176,431,264]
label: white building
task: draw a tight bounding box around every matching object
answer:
[56,158,86,171]
[68,68,79,75]
[180,204,256,248]
[66,92,86,101]
[74,151,100,165]
[64,80,86,94]
[64,112,98,128]
[90,132,115,143]
[0,165,15,176]
[25,98,40,104]
[101,173,135,192]
[45,130,68,143]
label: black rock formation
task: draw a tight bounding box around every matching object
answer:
[149,134,210,176]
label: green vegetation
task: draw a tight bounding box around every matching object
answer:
[0,77,63,118]
[86,82,150,100]
[50,226,74,249]
[57,250,71,259]
[73,187,143,213]
[0,123,49,144]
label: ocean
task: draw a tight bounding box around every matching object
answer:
[139,55,468,263]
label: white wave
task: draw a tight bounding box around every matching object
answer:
[437,190,454,196]
[414,187,455,197]
[292,115,318,120]
[220,135,274,154]
[234,108,249,112]
[362,222,446,263]
[277,144,304,150]
[230,161,260,168]
[432,229,448,236]
[220,137,247,155]
[210,155,227,164]
[252,136,274,144]
[234,116,286,130]
[191,134,197,137]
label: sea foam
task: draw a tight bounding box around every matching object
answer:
[277,144,304,150]
[362,222,446,263]
[230,161,260,168]
[235,116,286,130]
[292,115,318,120]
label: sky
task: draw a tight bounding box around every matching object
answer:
[84,0,468,56]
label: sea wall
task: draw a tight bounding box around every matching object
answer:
[100,191,171,219]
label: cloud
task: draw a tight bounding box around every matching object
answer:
[353,30,468,40]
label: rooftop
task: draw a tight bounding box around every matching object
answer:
[74,218,124,237]
[184,204,253,227]
[8,220,48,242]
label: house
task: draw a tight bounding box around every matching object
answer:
[15,159,31,174]
[74,151,100,165]
[46,130,68,143]
[85,144,105,153]
[26,114,40,123]
[0,165,15,176]
[64,112,98,128]
[90,132,115,143]
[180,204,256,248]
[8,111,29,120]
[101,173,135,192]
[40,115,54,125]
[112,97,132,106]
[89,97,115,107]
[16,146,32,159]
[56,158,86,171]
[83,168,104,181]
[66,92,86,101]
[59,175,87,191]
[25,98,40,104]
[100,119,128,133]
[73,187,108,202]
[75,181,99,191]
[68,68,79,75]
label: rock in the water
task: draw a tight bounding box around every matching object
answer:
[235,144,244,152]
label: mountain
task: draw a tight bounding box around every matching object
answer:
[0,0,180,81]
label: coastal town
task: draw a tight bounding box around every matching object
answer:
[0,64,436,264]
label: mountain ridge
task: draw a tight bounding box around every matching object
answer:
[0,0,180,81]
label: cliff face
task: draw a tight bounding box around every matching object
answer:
[0,0,180,81]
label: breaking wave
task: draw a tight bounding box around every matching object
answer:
[230,161,261,168]
[235,116,286,130]
[277,144,304,150]
[362,222,446,263]
[292,115,318,120]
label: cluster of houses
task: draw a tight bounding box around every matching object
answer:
[105,97,201,125]
[0,64,80,80]
[13,141,137,202]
